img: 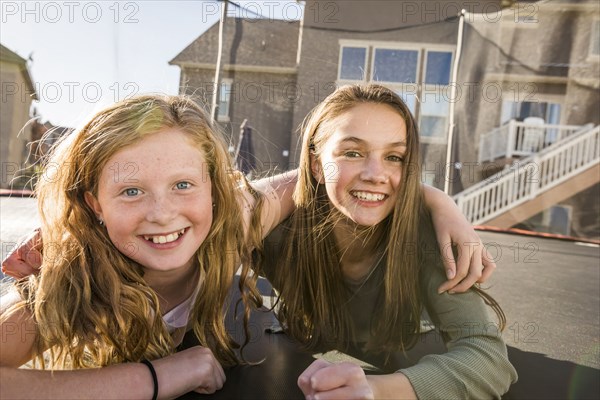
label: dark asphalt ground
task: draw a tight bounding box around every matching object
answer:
[2,196,599,398]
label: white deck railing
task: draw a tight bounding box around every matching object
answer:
[457,125,599,225]
[478,120,592,162]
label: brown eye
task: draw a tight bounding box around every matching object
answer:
[387,155,405,163]
[344,151,361,158]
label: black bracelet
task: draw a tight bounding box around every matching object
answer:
[141,360,158,400]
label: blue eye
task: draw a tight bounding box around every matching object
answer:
[123,188,140,197]
[176,181,191,190]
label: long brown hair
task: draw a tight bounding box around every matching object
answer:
[272,84,504,354]
[3,95,262,368]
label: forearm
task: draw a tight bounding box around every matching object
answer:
[0,364,156,400]
[421,184,458,211]
[251,169,298,236]
[399,336,516,399]
[0,356,197,400]
[367,373,417,400]
[411,267,517,398]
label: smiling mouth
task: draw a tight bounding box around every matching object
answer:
[350,191,386,202]
[142,228,187,244]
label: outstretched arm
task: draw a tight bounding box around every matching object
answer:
[1,347,224,400]
[1,292,225,399]
[249,169,298,238]
[422,184,496,294]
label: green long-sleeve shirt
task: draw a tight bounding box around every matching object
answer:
[261,216,518,399]
[401,245,518,399]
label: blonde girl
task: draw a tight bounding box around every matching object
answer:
[0,95,276,399]
[260,84,518,399]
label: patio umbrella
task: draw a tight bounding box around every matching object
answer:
[234,119,256,177]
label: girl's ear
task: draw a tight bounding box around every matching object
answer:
[84,191,103,221]
[310,153,324,184]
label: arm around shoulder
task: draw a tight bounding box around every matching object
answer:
[250,169,298,238]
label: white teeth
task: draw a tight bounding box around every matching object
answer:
[144,229,185,244]
[352,191,385,202]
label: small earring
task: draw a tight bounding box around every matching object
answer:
[212,203,216,209]
[98,219,104,226]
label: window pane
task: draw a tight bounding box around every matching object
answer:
[397,90,417,115]
[545,103,561,143]
[425,51,452,85]
[373,49,418,83]
[218,82,231,118]
[340,47,367,80]
[420,91,449,138]
[500,100,518,124]
[546,103,561,125]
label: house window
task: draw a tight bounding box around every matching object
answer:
[339,46,367,80]
[372,48,418,83]
[500,101,561,125]
[337,41,453,143]
[397,91,417,115]
[500,100,562,144]
[420,92,450,139]
[425,51,452,85]
[218,80,232,122]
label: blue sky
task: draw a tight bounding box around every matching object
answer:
[1,0,302,127]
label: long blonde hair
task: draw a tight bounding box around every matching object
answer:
[272,84,505,354]
[4,95,261,368]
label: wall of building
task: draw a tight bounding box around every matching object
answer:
[181,67,297,175]
[291,0,482,186]
[0,62,33,189]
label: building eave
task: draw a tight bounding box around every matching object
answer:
[170,61,297,75]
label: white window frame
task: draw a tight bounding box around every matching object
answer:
[217,79,232,122]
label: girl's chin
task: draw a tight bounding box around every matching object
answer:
[341,215,387,229]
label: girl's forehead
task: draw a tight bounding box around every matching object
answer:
[327,103,407,145]
[103,129,207,169]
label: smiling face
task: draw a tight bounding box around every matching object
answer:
[85,128,213,276]
[312,102,408,228]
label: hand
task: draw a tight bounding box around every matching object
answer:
[187,347,226,395]
[1,229,43,279]
[156,346,226,397]
[423,185,495,294]
[433,214,496,294]
[297,359,374,400]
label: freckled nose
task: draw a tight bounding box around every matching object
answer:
[146,195,177,224]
